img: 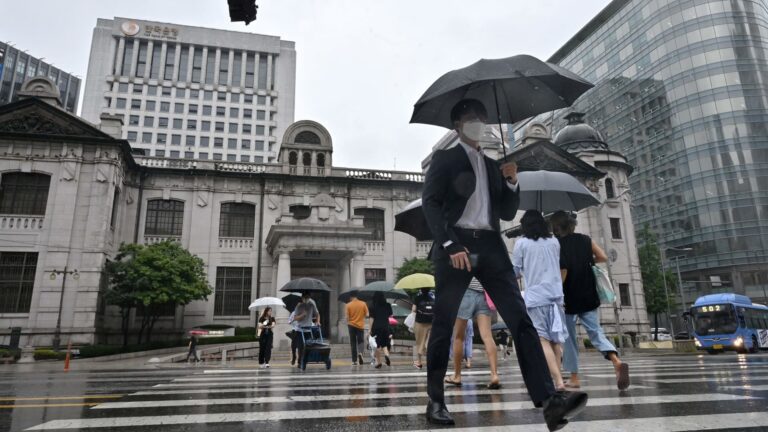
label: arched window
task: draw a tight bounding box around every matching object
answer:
[219,202,255,237]
[289,204,311,220]
[316,153,326,167]
[288,151,298,165]
[295,131,321,144]
[605,178,616,199]
[145,199,184,236]
[302,152,312,166]
[354,208,385,241]
[0,172,51,215]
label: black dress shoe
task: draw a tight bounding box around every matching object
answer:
[426,399,455,425]
[543,391,588,431]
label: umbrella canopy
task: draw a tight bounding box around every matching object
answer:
[395,273,435,290]
[491,322,508,331]
[279,277,331,293]
[394,199,432,241]
[518,170,601,213]
[337,289,362,304]
[410,55,593,130]
[247,297,285,311]
[282,294,302,313]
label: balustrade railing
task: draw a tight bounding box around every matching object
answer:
[0,215,44,231]
[219,237,255,249]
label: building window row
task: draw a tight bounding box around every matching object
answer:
[126,131,268,150]
[115,39,275,91]
[112,83,273,106]
[150,151,265,162]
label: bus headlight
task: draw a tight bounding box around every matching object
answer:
[734,337,743,347]
[695,339,701,347]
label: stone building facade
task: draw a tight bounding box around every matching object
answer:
[0,81,424,347]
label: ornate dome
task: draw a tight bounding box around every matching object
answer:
[553,112,608,152]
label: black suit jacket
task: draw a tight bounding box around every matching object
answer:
[422,144,520,250]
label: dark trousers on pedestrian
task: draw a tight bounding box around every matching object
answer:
[186,346,199,362]
[426,230,555,404]
[290,330,300,363]
[258,331,273,364]
[348,325,365,362]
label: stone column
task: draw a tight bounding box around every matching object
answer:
[274,249,292,349]
[337,257,352,343]
[352,251,365,288]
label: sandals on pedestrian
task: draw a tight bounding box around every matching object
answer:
[616,362,630,390]
[385,355,391,366]
[487,381,502,390]
[413,361,423,369]
[375,363,383,369]
[564,381,581,389]
[444,377,462,386]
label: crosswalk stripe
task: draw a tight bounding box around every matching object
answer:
[586,369,768,378]
[97,384,649,409]
[647,376,768,384]
[399,412,768,432]
[197,369,489,379]
[718,384,768,391]
[132,383,643,397]
[25,393,756,430]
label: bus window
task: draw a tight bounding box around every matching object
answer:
[694,304,738,335]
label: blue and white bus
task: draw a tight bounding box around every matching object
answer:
[691,293,768,354]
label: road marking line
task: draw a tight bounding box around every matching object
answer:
[0,395,123,402]
[98,384,644,409]
[646,376,768,384]
[586,368,768,378]
[1,403,99,409]
[134,383,646,396]
[399,412,768,432]
[26,394,755,429]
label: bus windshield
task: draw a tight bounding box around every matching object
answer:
[693,304,737,335]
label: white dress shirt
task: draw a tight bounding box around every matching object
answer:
[443,141,518,248]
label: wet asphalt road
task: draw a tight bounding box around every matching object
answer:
[2,352,768,432]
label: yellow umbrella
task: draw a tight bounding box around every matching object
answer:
[395,273,435,290]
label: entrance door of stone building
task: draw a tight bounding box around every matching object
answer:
[290,255,340,341]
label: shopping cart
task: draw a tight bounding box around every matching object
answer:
[298,325,332,370]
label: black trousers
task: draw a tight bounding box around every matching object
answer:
[426,229,555,404]
[290,330,300,361]
[258,331,273,364]
[186,346,199,362]
[348,325,365,362]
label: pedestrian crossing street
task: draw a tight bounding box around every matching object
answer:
[25,353,768,431]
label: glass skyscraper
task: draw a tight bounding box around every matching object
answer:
[0,41,80,113]
[523,0,768,307]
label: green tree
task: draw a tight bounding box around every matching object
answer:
[105,241,212,345]
[396,257,434,282]
[637,224,676,341]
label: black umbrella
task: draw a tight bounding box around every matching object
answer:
[282,294,302,312]
[410,54,593,159]
[518,170,601,213]
[394,198,432,241]
[337,289,361,304]
[279,277,331,293]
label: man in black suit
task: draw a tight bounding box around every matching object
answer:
[421,99,587,431]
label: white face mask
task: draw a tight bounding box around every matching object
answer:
[461,120,485,141]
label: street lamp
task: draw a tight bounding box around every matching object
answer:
[658,249,674,334]
[49,267,79,351]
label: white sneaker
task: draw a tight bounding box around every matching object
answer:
[265,363,270,368]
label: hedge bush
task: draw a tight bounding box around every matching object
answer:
[235,327,256,337]
[77,335,257,358]
[0,348,20,360]
[583,338,594,349]
[33,349,67,361]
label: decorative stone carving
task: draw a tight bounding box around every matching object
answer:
[61,162,76,181]
[0,113,83,136]
[266,196,278,210]
[95,167,108,183]
[196,191,208,207]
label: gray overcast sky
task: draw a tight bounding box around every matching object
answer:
[3,0,610,172]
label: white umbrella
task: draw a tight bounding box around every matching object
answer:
[248,297,286,311]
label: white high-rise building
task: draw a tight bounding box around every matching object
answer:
[81,17,296,163]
